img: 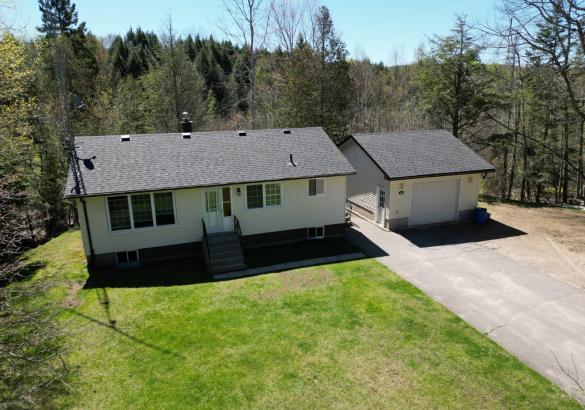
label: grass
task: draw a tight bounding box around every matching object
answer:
[21,230,579,409]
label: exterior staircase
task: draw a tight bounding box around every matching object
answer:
[205,232,246,274]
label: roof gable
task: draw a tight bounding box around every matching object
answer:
[65,127,355,198]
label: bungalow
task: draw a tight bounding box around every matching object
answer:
[65,127,355,272]
[338,129,494,230]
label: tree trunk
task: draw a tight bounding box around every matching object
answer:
[562,108,570,204]
[520,132,528,203]
[507,131,518,200]
[249,0,256,129]
[501,145,509,199]
[578,120,584,199]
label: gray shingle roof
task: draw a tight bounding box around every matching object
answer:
[349,129,494,180]
[65,127,355,198]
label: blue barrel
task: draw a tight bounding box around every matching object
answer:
[474,207,490,225]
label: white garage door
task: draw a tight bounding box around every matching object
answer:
[410,179,460,226]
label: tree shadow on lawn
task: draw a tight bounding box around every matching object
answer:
[398,219,527,248]
[69,287,185,358]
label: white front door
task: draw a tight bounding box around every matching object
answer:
[202,189,223,233]
[221,187,233,231]
[376,187,387,225]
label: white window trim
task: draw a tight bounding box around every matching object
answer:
[308,178,326,197]
[105,191,177,233]
[245,182,283,210]
[116,249,140,265]
[307,226,325,240]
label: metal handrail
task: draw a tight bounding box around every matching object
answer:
[201,218,210,269]
[233,215,244,249]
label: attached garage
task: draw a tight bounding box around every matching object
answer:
[338,129,495,230]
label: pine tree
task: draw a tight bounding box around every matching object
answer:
[37,0,79,37]
[311,6,353,140]
[414,16,489,138]
[280,37,320,128]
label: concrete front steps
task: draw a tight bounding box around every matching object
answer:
[206,232,246,273]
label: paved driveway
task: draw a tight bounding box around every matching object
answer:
[346,218,585,403]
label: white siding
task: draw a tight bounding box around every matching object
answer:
[339,139,387,199]
[388,173,480,223]
[76,175,347,256]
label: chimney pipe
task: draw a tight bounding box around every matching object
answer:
[180,111,193,132]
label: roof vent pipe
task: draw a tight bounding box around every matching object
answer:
[283,129,291,134]
[238,130,247,136]
[181,112,193,132]
[289,153,296,167]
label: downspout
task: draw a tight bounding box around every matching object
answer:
[79,197,95,266]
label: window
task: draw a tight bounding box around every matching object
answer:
[246,183,282,209]
[154,192,175,225]
[264,183,281,207]
[222,187,232,217]
[308,178,325,196]
[131,194,153,228]
[116,250,139,265]
[246,184,263,209]
[378,190,386,208]
[107,192,176,231]
[107,196,131,231]
[307,226,325,240]
[205,190,218,212]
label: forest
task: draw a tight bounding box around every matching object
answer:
[2,0,585,405]
[2,0,584,244]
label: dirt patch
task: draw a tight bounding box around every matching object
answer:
[480,202,585,290]
[252,269,336,300]
[61,282,84,308]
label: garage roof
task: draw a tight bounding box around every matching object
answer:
[65,127,355,198]
[344,129,494,180]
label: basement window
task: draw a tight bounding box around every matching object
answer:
[307,226,325,240]
[116,250,139,265]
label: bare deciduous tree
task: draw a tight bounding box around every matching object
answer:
[220,0,270,128]
[268,0,314,53]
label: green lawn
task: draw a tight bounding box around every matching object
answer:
[24,231,578,409]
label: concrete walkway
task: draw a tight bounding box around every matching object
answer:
[346,218,585,403]
[213,252,365,280]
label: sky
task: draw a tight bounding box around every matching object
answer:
[8,0,500,63]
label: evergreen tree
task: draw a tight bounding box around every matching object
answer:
[280,37,320,128]
[37,0,79,37]
[184,34,197,61]
[311,6,353,140]
[414,16,489,138]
